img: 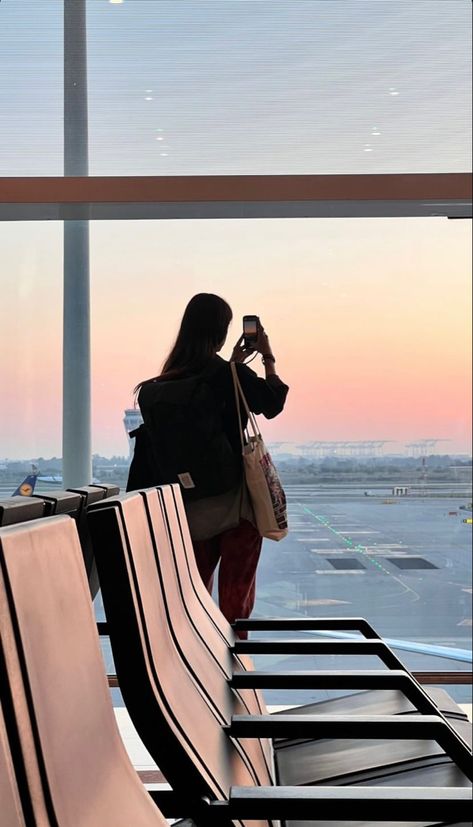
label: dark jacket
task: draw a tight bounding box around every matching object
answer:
[128,357,288,494]
[139,356,288,456]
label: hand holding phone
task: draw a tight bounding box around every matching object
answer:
[242,315,259,349]
[233,315,273,364]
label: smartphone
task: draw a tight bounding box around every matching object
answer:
[242,315,259,349]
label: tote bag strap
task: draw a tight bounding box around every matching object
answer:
[231,361,246,452]
[230,362,261,446]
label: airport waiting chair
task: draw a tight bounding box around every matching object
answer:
[0,495,45,527]
[90,481,470,793]
[148,484,469,725]
[0,516,183,827]
[87,493,472,825]
[90,491,472,783]
[137,487,472,781]
[0,516,454,827]
[67,484,108,503]
[67,484,108,599]
[32,488,83,517]
[66,484,121,597]
[90,482,121,497]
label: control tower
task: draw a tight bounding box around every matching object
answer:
[123,408,144,461]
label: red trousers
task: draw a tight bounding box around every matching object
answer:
[192,519,262,640]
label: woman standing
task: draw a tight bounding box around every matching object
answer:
[134,293,288,634]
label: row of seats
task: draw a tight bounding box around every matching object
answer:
[0,483,119,598]
[0,483,120,525]
[88,487,473,822]
[0,484,471,825]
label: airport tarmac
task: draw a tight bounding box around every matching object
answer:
[257,489,471,645]
[252,488,472,702]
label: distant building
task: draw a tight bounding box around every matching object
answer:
[123,408,144,461]
[393,486,409,496]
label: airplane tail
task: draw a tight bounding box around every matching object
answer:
[12,466,39,497]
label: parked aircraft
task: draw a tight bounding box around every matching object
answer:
[12,466,39,496]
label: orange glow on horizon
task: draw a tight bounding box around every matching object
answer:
[1,217,471,458]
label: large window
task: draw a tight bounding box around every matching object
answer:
[0,0,471,702]
[0,1,63,175]
[86,0,471,175]
[1,1,471,176]
[0,222,62,465]
[89,217,471,456]
[93,215,472,701]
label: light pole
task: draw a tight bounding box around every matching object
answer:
[63,0,91,487]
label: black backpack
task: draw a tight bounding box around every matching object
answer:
[133,365,241,501]
[126,424,158,492]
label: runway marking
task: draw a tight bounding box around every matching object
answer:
[288,598,351,607]
[311,549,345,554]
[307,538,331,543]
[328,524,360,528]
[387,554,432,559]
[300,504,422,601]
[314,570,365,575]
[296,537,330,542]
[365,551,408,557]
[457,619,472,626]
[337,530,380,535]
[462,588,472,594]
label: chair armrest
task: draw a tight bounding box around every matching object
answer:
[234,638,404,669]
[206,786,473,822]
[228,714,472,778]
[230,669,436,713]
[230,712,442,738]
[150,786,472,823]
[232,616,380,637]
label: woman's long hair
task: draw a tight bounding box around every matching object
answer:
[134,293,233,395]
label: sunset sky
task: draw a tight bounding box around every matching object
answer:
[1,216,471,458]
[0,1,471,458]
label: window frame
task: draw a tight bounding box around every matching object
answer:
[0,172,471,221]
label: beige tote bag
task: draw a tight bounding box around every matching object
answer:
[231,362,288,541]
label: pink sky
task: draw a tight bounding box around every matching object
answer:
[1,217,471,458]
